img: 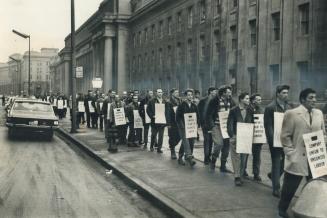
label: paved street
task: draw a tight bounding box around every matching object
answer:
[0,108,167,218]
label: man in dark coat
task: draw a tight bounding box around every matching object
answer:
[139,90,154,149]
[84,90,93,128]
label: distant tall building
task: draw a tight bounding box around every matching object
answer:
[53,0,327,100]
[0,63,10,94]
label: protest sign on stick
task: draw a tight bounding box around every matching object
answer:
[236,123,254,154]
[155,103,166,124]
[184,113,197,138]
[273,112,284,148]
[78,101,85,112]
[253,114,267,144]
[114,108,126,126]
[218,111,230,139]
[133,110,143,129]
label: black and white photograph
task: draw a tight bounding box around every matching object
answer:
[0,0,327,217]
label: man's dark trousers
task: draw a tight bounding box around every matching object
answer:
[150,124,164,150]
[269,146,285,192]
[203,129,213,162]
[168,126,181,150]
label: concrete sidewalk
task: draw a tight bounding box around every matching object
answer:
[58,118,280,218]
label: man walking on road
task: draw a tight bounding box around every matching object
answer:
[264,85,293,198]
[278,88,325,218]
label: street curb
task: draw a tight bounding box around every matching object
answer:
[56,127,198,218]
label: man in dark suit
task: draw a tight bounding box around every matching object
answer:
[84,90,93,128]
[227,92,254,186]
[146,88,167,153]
[139,90,154,149]
[264,85,293,197]
[278,88,325,218]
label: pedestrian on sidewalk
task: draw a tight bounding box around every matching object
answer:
[264,85,293,198]
[76,93,85,129]
[103,90,116,140]
[139,90,154,149]
[90,92,98,128]
[278,88,325,218]
[96,93,105,131]
[227,92,254,186]
[198,87,217,165]
[126,95,143,147]
[176,89,199,167]
[243,93,264,181]
[166,88,182,160]
[84,90,93,128]
[147,88,167,153]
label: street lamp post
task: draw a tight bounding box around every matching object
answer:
[12,29,30,96]
[9,56,22,95]
[70,0,77,133]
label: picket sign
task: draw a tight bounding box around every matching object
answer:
[88,101,95,113]
[236,122,254,154]
[218,111,230,139]
[273,112,284,148]
[253,114,267,144]
[144,104,151,124]
[57,100,64,109]
[155,103,166,124]
[184,113,197,138]
[133,110,143,129]
[78,101,85,112]
[114,107,126,126]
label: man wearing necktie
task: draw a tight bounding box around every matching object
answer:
[278,88,326,218]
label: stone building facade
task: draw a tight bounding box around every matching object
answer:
[0,63,11,95]
[54,0,327,100]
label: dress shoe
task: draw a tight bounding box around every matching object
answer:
[107,148,118,153]
[157,149,163,153]
[150,147,154,152]
[234,177,242,186]
[178,158,185,165]
[253,175,262,182]
[204,160,209,165]
[278,210,289,218]
[209,159,216,171]
[171,149,177,159]
[186,156,196,167]
[220,166,232,173]
[267,172,272,180]
[143,144,147,150]
[272,190,281,198]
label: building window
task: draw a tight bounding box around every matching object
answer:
[176,42,182,66]
[233,0,238,8]
[159,21,164,38]
[151,50,155,70]
[248,67,257,93]
[270,64,280,88]
[298,61,309,89]
[215,0,221,15]
[299,3,309,35]
[133,34,136,47]
[249,19,257,47]
[138,55,142,74]
[159,48,163,71]
[200,35,205,62]
[188,6,193,28]
[167,46,172,71]
[187,39,192,65]
[230,25,237,50]
[177,12,182,32]
[168,17,172,35]
[151,24,156,40]
[249,0,256,5]
[229,69,236,93]
[214,30,220,54]
[144,28,148,42]
[138,31,142,45]
[200,0,206,22]
[272,12,280,41]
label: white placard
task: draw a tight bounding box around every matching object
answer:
[64,100,68,108]
[57,100,64,109]
[173,106,177,114]
[144,104,151,124]
[114,107,126,126]
[155,103,166,124]
[133,110,143,129]
[99,102,103,111]
[46,96,50,102]
[303,130,327,179]
[88,101,95,113]
[53,99,57,107]
[236,122,254,154]
[106,103,111,120]
[253,114,267,144]
[76,66,83,78]
[218,111,230,139]
[273,112,284,148]
[184,113,197,138]
[78,101,85,112]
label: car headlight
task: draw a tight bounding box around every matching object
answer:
[54,121,59,125]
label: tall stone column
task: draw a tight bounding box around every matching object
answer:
[117,24,128,93]
[104,36,113,92]
[64,61,70,95]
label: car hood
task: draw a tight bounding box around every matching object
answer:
[10,111,57,120]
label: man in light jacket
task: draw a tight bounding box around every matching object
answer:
[278,88,326,218]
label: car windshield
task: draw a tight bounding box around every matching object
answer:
[13,102,52,112]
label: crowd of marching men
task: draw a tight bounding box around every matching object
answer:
[42,85,327,218]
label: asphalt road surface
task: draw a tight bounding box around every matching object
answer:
[0,108,167,218]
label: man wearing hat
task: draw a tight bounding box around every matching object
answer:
[264,85,293,198]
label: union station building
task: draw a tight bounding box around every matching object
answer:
[51,0,327,100]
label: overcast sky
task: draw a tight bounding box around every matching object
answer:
[0,0,103,63]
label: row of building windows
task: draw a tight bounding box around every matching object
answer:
[133,2,309,48]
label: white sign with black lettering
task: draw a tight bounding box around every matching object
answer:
[99,102,103,111]
[64,100,68,108]
[303,130,327,179]
[155,103,166,124]
[273,112,284,148]
[133,110,143,129]
[53,99,57,107]
[144,105,151,124]
[78,101,85,112]
[253,114,267,144]
[236,123,254,154]
[218,111,230,139]
[114,107,126,126]
[88,101,95,113]
[57,100,64,109]
[184,113,197,138]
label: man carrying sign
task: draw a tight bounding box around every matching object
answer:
[278,88,326,218]
[264,85,293,197]
[126,95,143,147]
[227,92,254,186]
[146,88,167,153]
[139,90,154,149]
[176,89,199,167]
[96,93,105,131]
